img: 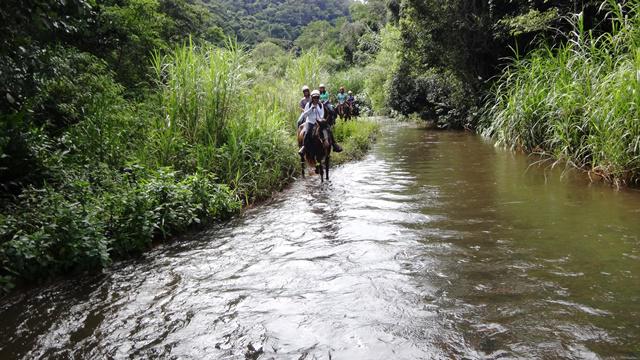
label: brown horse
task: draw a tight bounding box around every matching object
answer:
[297,121,331,182]
[336,102,351,121]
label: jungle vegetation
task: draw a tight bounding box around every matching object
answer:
[1,0,638,292]
[0,0,378,292]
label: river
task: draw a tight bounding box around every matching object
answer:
[1,121,639,359]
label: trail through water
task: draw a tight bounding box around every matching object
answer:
[1,121,639,359]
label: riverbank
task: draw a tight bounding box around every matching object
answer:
[479,2,640,187]
[331,119,380,164]
[0,38,379,294]
[0,116,378,294]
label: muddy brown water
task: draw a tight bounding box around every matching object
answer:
[1,121,639,359]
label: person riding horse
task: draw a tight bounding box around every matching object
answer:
[299,85,311,112]
[347,91,355,113]
[297,90,342,155]
[319,84,329,103]
[318,84,336,114]
[336,86,348,119]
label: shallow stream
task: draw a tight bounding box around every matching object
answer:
[1,122,639,359]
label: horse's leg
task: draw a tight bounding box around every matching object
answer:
[319,161,323,183]
[325,155,330,181]
[300,154,305,178]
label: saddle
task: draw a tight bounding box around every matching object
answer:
[297,121,327,148]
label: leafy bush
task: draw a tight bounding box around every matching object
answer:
[0,186,110,283]
[1,47,137,192]
[0,166,241,289]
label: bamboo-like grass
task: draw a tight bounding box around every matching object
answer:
[481,0,640,186]
[146,40,338,202]
[148,39,300,202]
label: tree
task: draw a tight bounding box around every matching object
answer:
[95,0,170,89]
[294,20,343,59]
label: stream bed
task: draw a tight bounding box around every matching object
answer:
[1,122,639,359]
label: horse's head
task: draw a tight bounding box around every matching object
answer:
[323,102,336,126]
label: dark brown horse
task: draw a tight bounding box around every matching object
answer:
[297,120,331,182]
[336,102,351,121]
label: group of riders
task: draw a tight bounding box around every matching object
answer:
[296,84,357,156]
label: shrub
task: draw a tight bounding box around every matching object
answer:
[0,186,110,283]
[0,166,241,290]
[332,119,380,163]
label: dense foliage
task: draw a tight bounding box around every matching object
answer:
[480,0,640,186]
[201,0,351,45]
[388,0,604,128]
[0,0,383,292]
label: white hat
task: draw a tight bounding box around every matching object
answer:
[302,85,309,91]
[319,83,325,88]
[310,89,320,97]
[348,91,352,94]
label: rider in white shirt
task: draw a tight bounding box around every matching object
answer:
[297,89,342,154]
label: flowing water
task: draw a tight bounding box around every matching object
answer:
[1,121,639,359]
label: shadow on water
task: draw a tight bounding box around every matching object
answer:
[1,121,639,359]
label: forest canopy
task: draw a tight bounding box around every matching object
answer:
[200,0,352,45]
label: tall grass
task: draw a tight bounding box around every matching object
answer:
[481,0,640,186]
[331,119,380,164]
[289,48,327,90]
[328,67,367,96]
[149,40,301,201]
[1,39,380,292]
[149,39,243,166]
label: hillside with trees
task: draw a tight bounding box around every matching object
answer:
[200,0,352,45]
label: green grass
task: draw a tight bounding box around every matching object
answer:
[480,0,640,186]
[0,40,379,293]
[332,118,380,164]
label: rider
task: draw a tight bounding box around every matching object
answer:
[297,90,342,154]
[318,84,330,103]
[318,84,335,112]
[336,86,347,109]
[347,90,355,112]
[299,85,311,112]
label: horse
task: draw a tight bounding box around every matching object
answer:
[351,101,360,118]
[323,100,336,126]
[336,102,351,121]
[297,119,332,182]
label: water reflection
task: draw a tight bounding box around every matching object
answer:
[1,122,639,359]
